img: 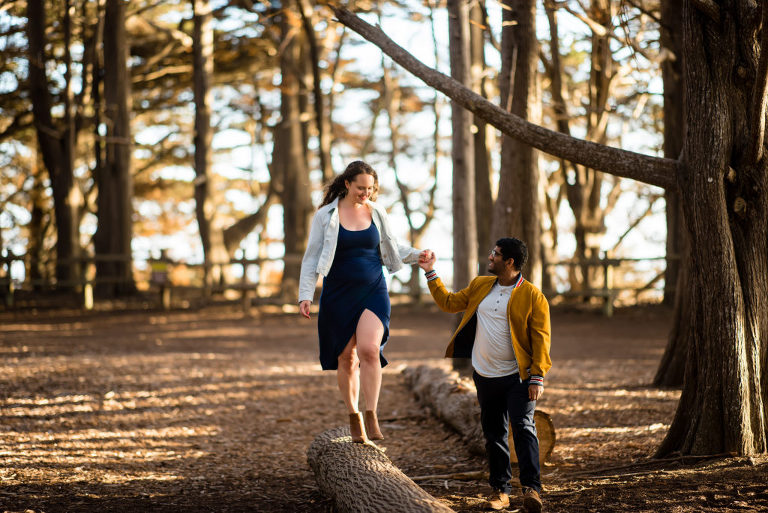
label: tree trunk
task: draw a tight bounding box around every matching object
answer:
[26,0,81,289]
[403,365,555,465]
[491,0,541,286]
[654,253,690,387]
[28,150,47,290]
[448,0,478,373]
[277,4,312,302]
[95,0,135,296]
[330,4,767,457]
[541,3,569,293]
[661,0,685,307]
[653,0,687,386]
[657,0,768,456]
[470,1,493,264]
[193,0,227,289]
[307,426,455,513]
[447,0,478,288]
[298,0,333,183]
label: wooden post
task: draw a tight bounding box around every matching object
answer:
[160,284,171,310]
[2,279,13,308]
[602,259,614,317]
[240,259,251,312]
[83,282,94,310]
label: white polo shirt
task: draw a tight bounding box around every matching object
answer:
[472,282,519,378]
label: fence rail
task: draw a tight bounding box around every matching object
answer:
[1,252,677,315]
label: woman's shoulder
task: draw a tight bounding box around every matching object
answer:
[366,199,389,217]
[315,199,337,217]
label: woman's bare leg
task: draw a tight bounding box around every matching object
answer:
[337,336,360,413]
[356,309,385,412]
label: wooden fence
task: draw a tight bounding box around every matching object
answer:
[0,252,675,315]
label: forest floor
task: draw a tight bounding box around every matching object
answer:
[0,301,767,513]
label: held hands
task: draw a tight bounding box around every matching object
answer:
[418,249,436,272]
[299,300,312,319]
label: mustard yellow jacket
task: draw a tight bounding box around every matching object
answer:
[427,275,552,381]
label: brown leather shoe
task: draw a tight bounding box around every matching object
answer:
[523,487,542,513]
[487,490,510,511]
[349,412,368,443]
[364,410,384,440]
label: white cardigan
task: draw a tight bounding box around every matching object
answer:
[298,197,421,303]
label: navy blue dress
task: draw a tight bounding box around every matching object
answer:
[317,222,390,370]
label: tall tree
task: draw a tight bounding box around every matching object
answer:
[447,0,478,289]
[298,0,333,183]
[193,0,227,288]
[470,0,493,264]
[26,0,81,288]
[276,2,312,301]
[654,0,688,387]
[490,0,541,286]
[95,0,135,295]
[332,0,768,456]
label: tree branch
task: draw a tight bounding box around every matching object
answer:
[330,6,678,191]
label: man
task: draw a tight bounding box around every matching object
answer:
[419,238,551,512]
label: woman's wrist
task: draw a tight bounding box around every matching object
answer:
[424,269,437,281]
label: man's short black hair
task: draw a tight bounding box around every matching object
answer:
[495,237,527,270]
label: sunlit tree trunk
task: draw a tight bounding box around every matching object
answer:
[657,0,768,456]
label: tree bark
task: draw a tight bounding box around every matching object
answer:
[491,0,541,286]
[26,0,81,288]
[657,0,767,456]
[447,0,478,289]
[307,426,455,513]
[95,0,135,296]
[654,0,688,386]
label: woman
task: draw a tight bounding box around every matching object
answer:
[298,161,431,443]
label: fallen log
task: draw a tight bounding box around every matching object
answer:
[307,426,456,513]
[402,365,555,465]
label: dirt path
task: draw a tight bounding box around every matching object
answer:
[1,304,766,512]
